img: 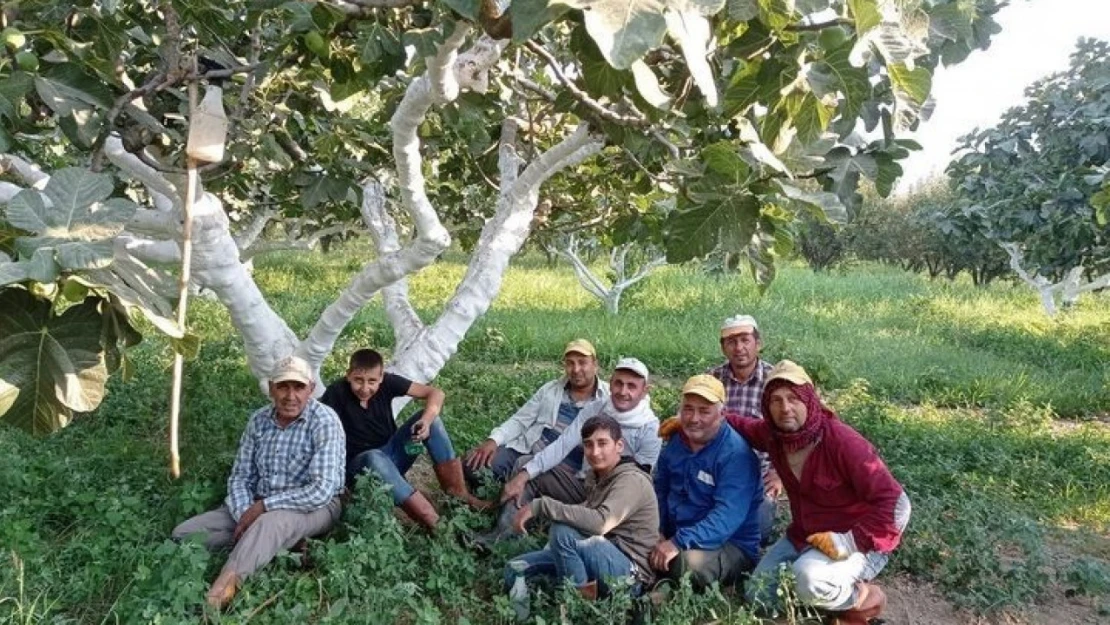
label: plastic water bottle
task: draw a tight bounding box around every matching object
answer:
[404,440,424,456]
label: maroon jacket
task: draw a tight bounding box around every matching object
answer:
[727,412,906,553]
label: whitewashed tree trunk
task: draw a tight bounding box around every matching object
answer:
[1000,242,1110,317]
[357,119,602,418]
[559,236,666,314]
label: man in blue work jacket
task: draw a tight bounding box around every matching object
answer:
[650,374,763,589]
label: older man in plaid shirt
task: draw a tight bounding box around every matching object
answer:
[707,315,781,542]
[173,356,345,610]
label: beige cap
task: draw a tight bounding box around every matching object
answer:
[681,374,726,404]
[720,314,759,338]
[613,357,649,381]
[563,339,597,358]
[271,356,313,385]
[766,360,812,387]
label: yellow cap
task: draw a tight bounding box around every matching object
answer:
[766,360,812,386]
[681,374,726,404]
[563,339,596,358]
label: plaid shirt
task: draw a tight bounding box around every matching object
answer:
[225,398,345,521]
[708,360,773,418]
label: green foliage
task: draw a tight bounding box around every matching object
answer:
[0,167,187,435]
[948,37,1110,281]
[841,178,1008,285]
[3,247,1109,623]
[1,0,1002,292]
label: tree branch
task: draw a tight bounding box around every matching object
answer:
[301,27,506,366]
[0,154,49,188]
[233,208,278,251]
[524,41,649,128]
[515,125,604,194]
[360,178,424,344]
[0,181,22,204]
[785,18,852,32]
[104,135,182,212]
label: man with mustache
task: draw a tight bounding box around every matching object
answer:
[651,375,763,589]
[464,339,608,486]
[737,361,911,625]
[477,358,661,545]
[172,356,345,610]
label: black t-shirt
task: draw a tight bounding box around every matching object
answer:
[321,373,413,462]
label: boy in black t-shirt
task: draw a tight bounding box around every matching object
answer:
[321,349,488,529]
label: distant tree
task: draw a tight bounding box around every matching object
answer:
[948,38,1110,315]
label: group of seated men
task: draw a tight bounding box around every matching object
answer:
[173,315,910,625]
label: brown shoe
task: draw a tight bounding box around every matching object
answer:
[829,582,886,625]
[577,581,598,601]
[205,568,239,610]
[434,458,493,510]
[399,491,440,531]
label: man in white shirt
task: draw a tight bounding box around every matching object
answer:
[464,339,608,485]
[475,357,662,546]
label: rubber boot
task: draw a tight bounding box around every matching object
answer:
[577,581,598,601]
[399,491,440,532]
[205,568,239,610]
[473,501,521,549]
[434,458,493,510]
[829,582,886,625]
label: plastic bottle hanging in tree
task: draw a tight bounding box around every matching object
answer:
[186,86,228,163]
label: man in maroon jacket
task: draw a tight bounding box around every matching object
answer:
[735,361,911,625]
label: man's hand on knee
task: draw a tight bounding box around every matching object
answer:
[649,538,679,572]
[233,500,266,541]
[466,439,498,471]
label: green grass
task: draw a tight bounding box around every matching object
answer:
[2,244,1109,623]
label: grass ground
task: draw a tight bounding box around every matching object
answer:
[1,244,1109,624]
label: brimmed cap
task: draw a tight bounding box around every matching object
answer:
[720,314,759,338]
[563,339,597,358]
[682,374,726,404]
[766,360,812,387]
[613,357,649,381]
[271,356,313,385]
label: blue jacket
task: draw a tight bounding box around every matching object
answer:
[654,424,762,560]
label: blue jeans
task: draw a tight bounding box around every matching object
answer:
[347,412,456,505]
[745,537,889,612]
[503,523,640,596]
[464,445,522,487]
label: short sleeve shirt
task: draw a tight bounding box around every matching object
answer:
[322,373,412,462]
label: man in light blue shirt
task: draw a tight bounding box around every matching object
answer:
[172,356,345,610]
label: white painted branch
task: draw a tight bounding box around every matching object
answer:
[1001,242,1058,316]
[233,208,277,251]
[0,154,49,188]
[360,179,424,346]
[104,136,182,213]
[188,192,299,388]
[561,240,665,314]
[300,31,505,370]
[127,209,181,237]
[390,123,603,384]
[115,234,182,265]
[0,181,22,204]
[558,237,609,300]
[428,23,470,103]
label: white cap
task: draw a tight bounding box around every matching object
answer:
[271,356,313,385]
[720,314,759,338]
[613,357,649,381]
